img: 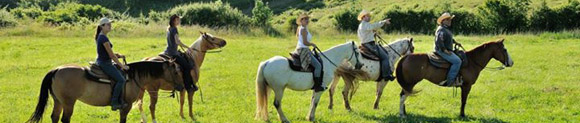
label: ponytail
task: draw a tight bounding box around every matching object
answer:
[95,25,102,40]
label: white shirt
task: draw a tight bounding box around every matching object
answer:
[296,26,312,48]
[358,20,386,44]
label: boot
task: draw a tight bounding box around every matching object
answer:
[312,76,325,92]
[111,83,126,111]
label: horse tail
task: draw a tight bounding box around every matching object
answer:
[396,56,418,96]
[255,61,270,121]
[27,69,58,123]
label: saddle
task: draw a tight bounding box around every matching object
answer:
[428,50,468,69]
[358,45,380,61]
[287,53,315,72]
[84,62,127,85]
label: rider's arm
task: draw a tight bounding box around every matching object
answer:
[300,28,316,46]
[103,42,125,68]
[173,29,189,49]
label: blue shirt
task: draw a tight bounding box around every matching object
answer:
[164,27,179,56]
[96,35,112,63]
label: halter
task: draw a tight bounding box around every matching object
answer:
[187,34,223,53]
[470,44,509,70]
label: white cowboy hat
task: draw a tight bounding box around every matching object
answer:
[358,10,372,21]
[437,12,455,25]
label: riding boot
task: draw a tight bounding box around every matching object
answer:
[312,76,325,92]
[111,82,126,111]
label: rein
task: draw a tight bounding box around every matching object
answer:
[313,42,360,68]
[374,34,404,57]
[464,44,506,70]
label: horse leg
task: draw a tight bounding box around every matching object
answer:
[341,77,353,111]
[273,89,288,123]
[399,90,407,118]
[307,91,324,121]
[187,90,195,120]
[119,104,133,123]
[60,101,76,123]
[51,98,63,123]
[460,85,472,117]
[148,91,159,123]
[373,81,388,109]
[328,76,340,109]
[137,91,147,123]
[179,90,186,119]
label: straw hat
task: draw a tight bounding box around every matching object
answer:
[357,10,371,21]
[296,13,310,25]
[437,12,455,25]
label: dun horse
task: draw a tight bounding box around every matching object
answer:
[27,61,183,123]
[137,32,226,122]
[396,39,514,117]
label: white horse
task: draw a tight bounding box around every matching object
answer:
[329,38,415,110]
[255,41,366,122]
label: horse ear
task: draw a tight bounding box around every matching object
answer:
[409,38,413,43]
[499,38,505,43]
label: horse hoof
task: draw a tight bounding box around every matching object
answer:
[399,114,407,118]
[328,105,333,110]
[281,119,290,123]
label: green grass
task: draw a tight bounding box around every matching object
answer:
[1,25,579,122]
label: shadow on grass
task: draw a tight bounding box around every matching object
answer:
[354,112,507,123]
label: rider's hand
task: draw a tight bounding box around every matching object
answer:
[444,50,452,54]
[384,18,391,25]
[115,53,125,58]
[311,43,317,47]
[122,65,130,70]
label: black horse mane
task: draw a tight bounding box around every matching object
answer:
[127,61,167,79]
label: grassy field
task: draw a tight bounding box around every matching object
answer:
[1,25,579,122]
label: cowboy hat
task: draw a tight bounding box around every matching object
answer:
[358,10,371,21]
[296,13,310,25]
[437,12,455,25]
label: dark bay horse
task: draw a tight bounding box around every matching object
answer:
[396,39,514,118]
[27,61,183,123]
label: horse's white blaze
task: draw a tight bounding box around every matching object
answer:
[507,51,514,67]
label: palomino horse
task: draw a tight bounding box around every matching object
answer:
[138,32,226,122]
[255,41,367,122]
[329,38,415,110]
[27,61,183,123]
[396,39,514,118]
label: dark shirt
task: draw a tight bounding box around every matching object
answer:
[96,35,112,62]
[164,27,179,56]
[434,25,454,52]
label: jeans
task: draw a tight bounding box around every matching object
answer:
[96,61,125,103]
[172,54,195,91]
[436,50,462,83]
[309,51,322,78]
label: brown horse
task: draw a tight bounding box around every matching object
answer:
[26,61,183,123]
[137,32,226,122]
[396,39,514,118]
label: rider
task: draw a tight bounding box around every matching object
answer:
[357,10,395,81]
[164,14,197,92]
[294,13,324,91]
[434,12,462,86]
[95,17,130,110]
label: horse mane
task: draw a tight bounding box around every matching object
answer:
[127,61,166,79]
[467,40,501,55]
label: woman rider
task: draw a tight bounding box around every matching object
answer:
[95,17,130,110]
[165,15,197,92]
[294,13,324,91]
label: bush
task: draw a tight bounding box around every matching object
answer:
[38,2,113,25]
[252,0,273,26]
[334,7,359,32]
[530,0,580,32]
[382,9,437,34]
[0,6,18,27]
[10,5,43,19]
[448,10,488,34]
[168,0,251,27]
[477,0,529,33]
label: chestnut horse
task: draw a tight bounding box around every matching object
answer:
[396,39,514,118]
